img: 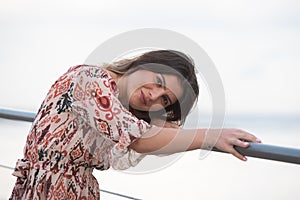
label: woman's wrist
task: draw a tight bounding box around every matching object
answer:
[200,128,222,150]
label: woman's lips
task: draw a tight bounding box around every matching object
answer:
[140,90,146,106]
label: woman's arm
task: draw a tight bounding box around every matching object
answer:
[129,127,261,161]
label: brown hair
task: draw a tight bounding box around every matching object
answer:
[105,50,199,126]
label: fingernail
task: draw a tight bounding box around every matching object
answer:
[256,138,262,143]
[243,157,247,161]
[244,142,249,146]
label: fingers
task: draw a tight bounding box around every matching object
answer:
[151,119,180,129]
[231,148,247,161]
[236,129,262,143]
[169,123,180,129]
[231,129,262,161]
[229,148,247,161]
[215,128,262,162]
[162,121,180,129]
[231,139,249,161]
[234,139,250,148]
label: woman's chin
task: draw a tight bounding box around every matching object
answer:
[131,105,147,111]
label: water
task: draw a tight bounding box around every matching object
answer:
[0,115,300,200]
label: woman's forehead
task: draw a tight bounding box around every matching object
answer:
[161,73,183,102]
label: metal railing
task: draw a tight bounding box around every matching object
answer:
[0,108,35,122]
[1,107,300,199]
[1,107,300,165]
[213,144,300,165]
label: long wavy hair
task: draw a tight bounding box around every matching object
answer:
[104,50,199,126]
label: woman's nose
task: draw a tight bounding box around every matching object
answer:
[149,87,164,101]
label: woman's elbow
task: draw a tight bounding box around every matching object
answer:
[129,138,151,154]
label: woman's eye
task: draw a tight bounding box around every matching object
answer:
[162,95,169,105]
[156,77,163,87]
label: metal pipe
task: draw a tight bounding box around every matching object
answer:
[0,108,35,122]
[1,108,300,165]
[213,143,300,165]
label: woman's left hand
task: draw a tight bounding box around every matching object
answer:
[212,128,262,161]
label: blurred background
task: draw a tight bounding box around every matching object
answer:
[0,0,299,199]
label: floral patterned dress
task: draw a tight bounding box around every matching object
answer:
[10,65,151,200]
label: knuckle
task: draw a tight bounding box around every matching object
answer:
[235,128,244,134]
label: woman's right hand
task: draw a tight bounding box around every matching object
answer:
[151,119,180,129]
[211,128,262,161]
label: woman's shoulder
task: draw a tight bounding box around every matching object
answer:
[67,64,105,74]
[51,64,107,86]
[63,64,112,81]
[69,64,119,95]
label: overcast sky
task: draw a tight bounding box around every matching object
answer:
[0,0,300,116]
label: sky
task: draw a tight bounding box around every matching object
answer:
[0,0,300,199]
[0,0,299,115]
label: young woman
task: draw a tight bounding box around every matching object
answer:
[10,50,260,199]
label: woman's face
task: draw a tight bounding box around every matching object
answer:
[120,70,183,112]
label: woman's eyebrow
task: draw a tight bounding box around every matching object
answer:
[160,73,167,90]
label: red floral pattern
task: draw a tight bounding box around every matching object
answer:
[10,65,151,200]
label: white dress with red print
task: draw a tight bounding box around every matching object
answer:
[10,65,151,200]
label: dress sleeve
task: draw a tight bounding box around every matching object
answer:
[71,65,152,170]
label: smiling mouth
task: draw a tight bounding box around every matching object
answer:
[140,90,146,106]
